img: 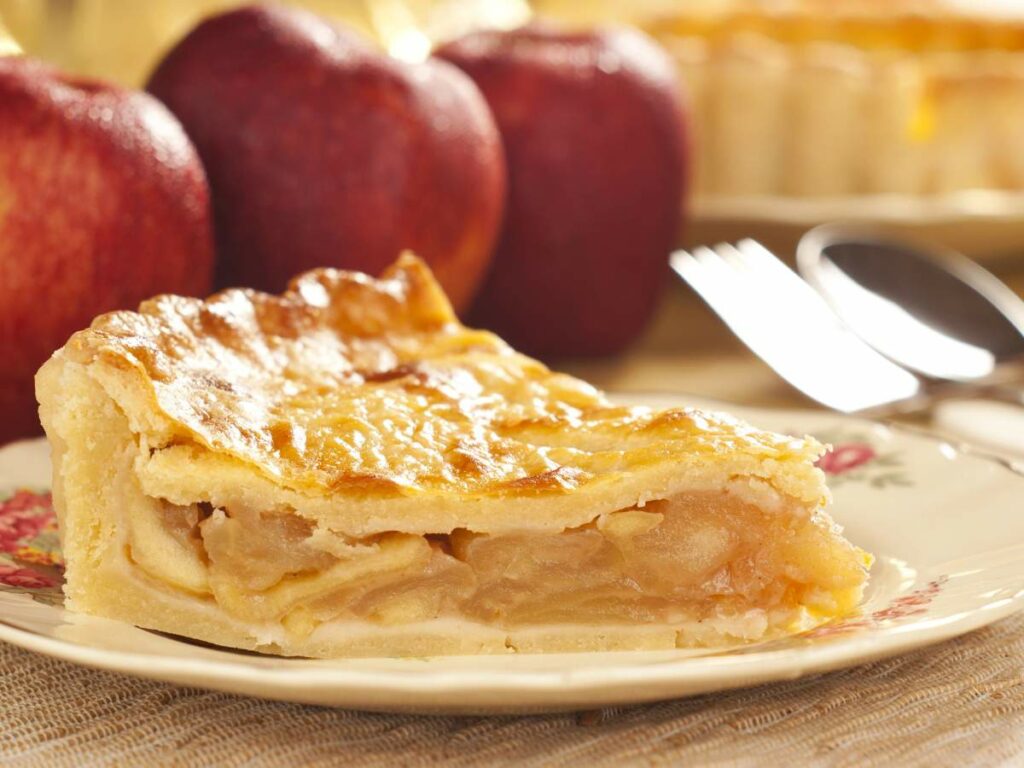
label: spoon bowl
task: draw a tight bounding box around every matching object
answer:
[797,223,1024,384]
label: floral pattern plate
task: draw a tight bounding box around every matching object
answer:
[1,395,1023,715]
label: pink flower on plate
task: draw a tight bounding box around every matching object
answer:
[816,443,877,475]
[0,561,57,589]
[0,491,54,553]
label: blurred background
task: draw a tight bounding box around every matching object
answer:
[4,0,1024,417]
[5,0,1024,260]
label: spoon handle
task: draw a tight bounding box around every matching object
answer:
[857,382,1024,460]
[856,381,1024,420]
[931,399,1024,460]
[972,382,1024,407]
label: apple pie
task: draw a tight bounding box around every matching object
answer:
[36,254,871,657]
[602,0,1024,197]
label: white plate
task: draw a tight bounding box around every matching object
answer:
[1,395,1023,715]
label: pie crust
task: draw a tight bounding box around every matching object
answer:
[36,254,871,657]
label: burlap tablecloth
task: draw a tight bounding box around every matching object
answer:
[2,612,1023,767]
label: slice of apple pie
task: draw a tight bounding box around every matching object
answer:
[36,254,871,657]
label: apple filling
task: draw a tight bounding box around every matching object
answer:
[126,490,867,641]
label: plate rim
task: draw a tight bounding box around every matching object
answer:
[0,592,1021,711]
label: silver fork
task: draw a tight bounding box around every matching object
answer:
[669,239,924,415]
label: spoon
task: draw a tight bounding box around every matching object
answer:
[797,223,1024,391]
[797,223,1024,457]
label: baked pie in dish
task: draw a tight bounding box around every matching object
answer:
[623,0,1024,197]
[36,255,871,657]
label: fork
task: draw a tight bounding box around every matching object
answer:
[669,239,926,416]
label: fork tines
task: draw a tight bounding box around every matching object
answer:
[669,240,919,413]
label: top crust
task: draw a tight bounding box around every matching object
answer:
[650,0,1024,24]
[38,254,828,535]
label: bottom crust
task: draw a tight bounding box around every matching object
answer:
[70,548,817,658]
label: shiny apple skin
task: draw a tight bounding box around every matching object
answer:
[437,25,688,356]
[147,4,506,313]
[0,57,213,442]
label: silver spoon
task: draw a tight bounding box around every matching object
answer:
[797,223,1024,458]
[797,223,1024,403]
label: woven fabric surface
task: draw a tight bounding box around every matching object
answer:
[2,613,1024,767]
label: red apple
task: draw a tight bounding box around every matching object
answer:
[0,56,213,444]
[146,4,505,313]
[437,25,688,356]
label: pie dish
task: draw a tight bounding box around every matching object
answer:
[35,254,871,658]
[625,0,1024,199]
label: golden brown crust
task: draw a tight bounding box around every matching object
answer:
[646,0,1024,51]
[46,253,827,517]
[649,0,1024,24]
